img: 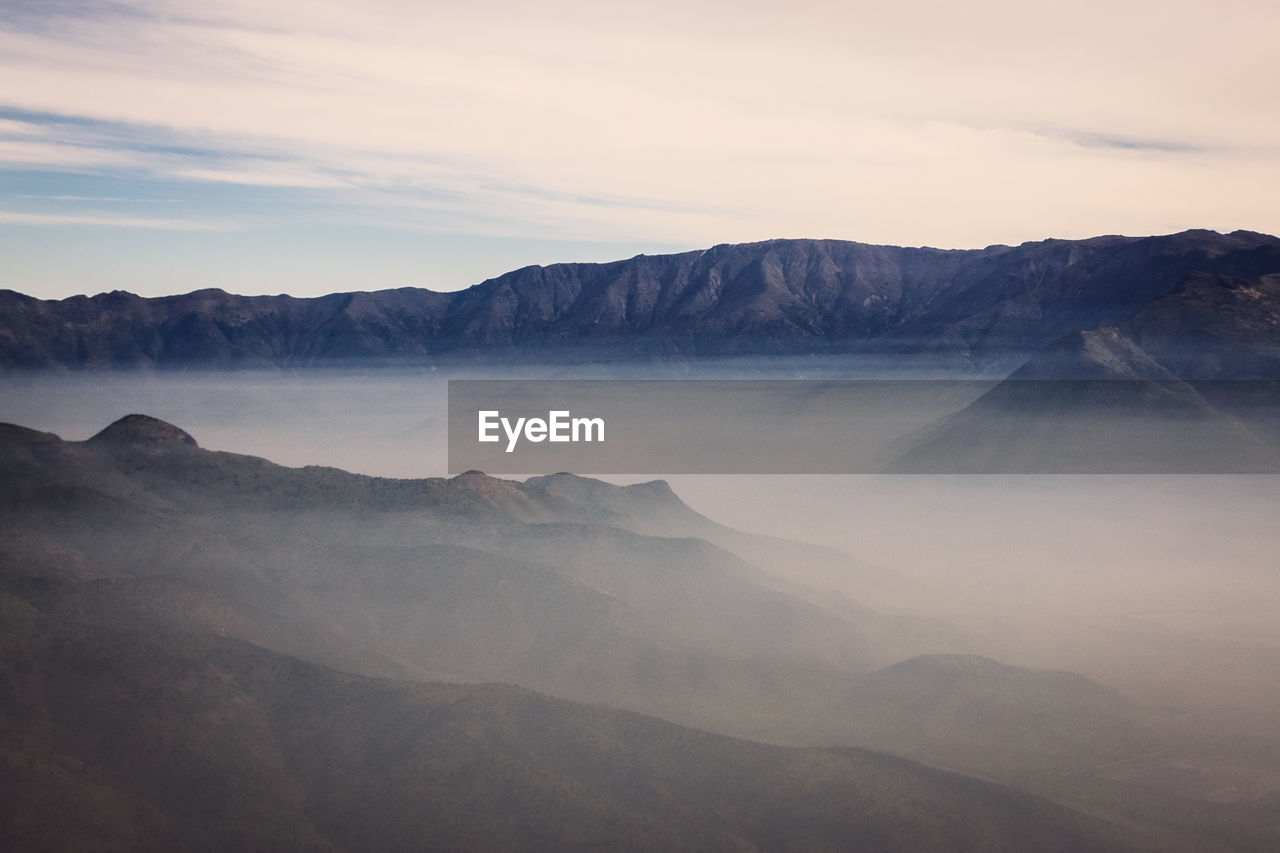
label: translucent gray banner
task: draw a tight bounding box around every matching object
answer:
[447,380,1280,474]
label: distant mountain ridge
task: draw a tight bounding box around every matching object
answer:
[3,229,1278,370]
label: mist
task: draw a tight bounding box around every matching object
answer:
[4,364,1279,848]
[671,474,1280,717]
[6,367,1275,705]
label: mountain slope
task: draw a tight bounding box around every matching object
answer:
[842,655,1158,782]
[0,611,1148,853]
[0,415,958,742]
[0,415,1257,851]
[888,283,1280,473]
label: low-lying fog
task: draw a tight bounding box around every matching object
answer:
[4,365,1278,733]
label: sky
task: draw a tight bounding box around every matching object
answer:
[1,0,1278,299]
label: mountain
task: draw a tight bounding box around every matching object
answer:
[1,415,1266,850]
[1123,269,1280,380]
[3,229,1278,369]
[0,415,957,742]
[524,471,951,650]
[888,269,1280,472]
[0,417,1170,763]
[887,366,1280,474]
[842,655,1158,782]
[0,614,1146,852]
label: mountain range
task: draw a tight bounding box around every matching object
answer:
[5,225,1280,847]
[0,414,963,741]
[6,415,1277,850]
[2,229,1278,373]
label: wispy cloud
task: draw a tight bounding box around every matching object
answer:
[15,193,181,203]
[1027,127,1212,155]
[0,137,148,169]
[0,0,1278,295]
[171,165,352,189]
[0,209,231,229]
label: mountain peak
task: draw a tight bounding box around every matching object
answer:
[1009,328,1178,381]
[88,414,199,448]
[524,473,704,534]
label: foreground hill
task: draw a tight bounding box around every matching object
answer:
[3,415,1272,850]
[0,612,1144,852]
[2,229,1277,369]
[0,415,956,741]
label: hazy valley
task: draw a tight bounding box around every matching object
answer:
[3,229,1279,850]
[6,0,1280,842]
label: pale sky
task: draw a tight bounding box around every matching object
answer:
[2,0,1278,298]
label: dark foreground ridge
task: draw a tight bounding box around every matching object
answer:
[2,229,1278,371]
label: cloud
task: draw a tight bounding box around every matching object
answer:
[0,137,148,168]
[15,193,181,203]
[1026,127,1211,155]
[171,165,352,189]
[0,0,1277,251]
[0,209,231,229]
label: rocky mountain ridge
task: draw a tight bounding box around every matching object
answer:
[4,229,1278,370]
